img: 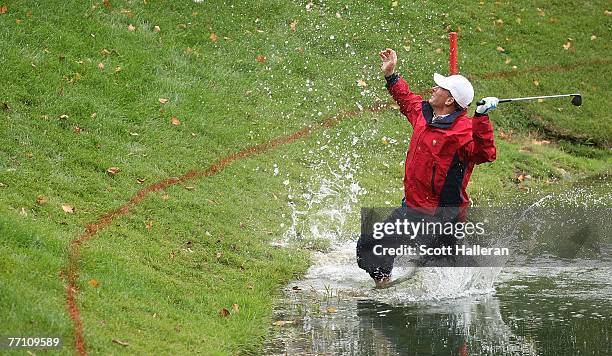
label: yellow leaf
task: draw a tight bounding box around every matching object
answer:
[562,40,572,50]
[36,195,47,205]
[171,117,181,126]
[256,55,267,63]
[128,24,136,31]
[88,279,99,288]
[97,62,105,70]
[158,98,169,104]
[154,25,161,33]
[62,204,75,213]
[290,20,298,32]
[496,46,505,53]
[356,79,367,87]
[210,32,218,43]
[326,306,337,313]
[232,304,240,313]
[107,167,121,176]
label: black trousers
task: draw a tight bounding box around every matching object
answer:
[356,205,460,280]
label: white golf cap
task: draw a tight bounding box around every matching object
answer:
[433,73,474,108]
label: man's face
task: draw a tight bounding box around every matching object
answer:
[429,85,454,108]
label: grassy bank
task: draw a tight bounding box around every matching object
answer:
[1,0,610,354]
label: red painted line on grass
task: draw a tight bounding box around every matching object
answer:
[63,58,607,355]
[64,102,390,355]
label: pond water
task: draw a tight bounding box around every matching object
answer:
[266,184,611,355]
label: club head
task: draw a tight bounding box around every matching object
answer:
[571,94,582,106]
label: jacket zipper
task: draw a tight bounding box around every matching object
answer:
[431,164,437,195]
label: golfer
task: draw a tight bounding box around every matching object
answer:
[357,48,499,288]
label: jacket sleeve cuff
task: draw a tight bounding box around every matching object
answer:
[385,73,400,89]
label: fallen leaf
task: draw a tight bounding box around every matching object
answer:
[532,79,540,87]
[88,279,99,287]
[532,139,551,145]
[162,194,170,201]
[590,35,597,41]
[127,24,136,31]
[232,304,240,313]
[435,48,443,54]
[290,20,298,32]
[562,40,572,50]
[185,186,195,191]
[103,0,111,8]
[505,58,512,64]
[36,195,47,205]
[216,252,223,259]
[100,48,111,56]
[246,284,254,290]
[604,10,612,16]
[475,26,482,32]
[389,103,400,110]
[171,116,181,126]
[136,178,146,184]
[73,126,82,134]
[0,5,7,14]
[62,204,75,213]
[537,8,545,17]
[273,320,294,326]
[219,308,230,317]
[177,23,187,29]
[496,46,505,53]
[210,32,218,43]
[495,19,504,26]
[2,102,11,111]
[154,25,161,32]
[169,251,177,259]
[158,98,169,104]
[114,66,122,73]
[356,79,367,87]
[326,306,337,313]
[335,12,342,19]
[107,167,121,176]
[20,208,27,217]
[145,221,153,230]
[112,339,129,347]
[256,55,267,63]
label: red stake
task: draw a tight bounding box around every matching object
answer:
[449,32,458,74]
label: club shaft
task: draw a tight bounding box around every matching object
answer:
[499,94,580,103]
[476,93,580,106]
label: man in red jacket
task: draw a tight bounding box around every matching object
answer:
[357,48,499,288]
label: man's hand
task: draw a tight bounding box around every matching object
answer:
[476,97,499,114]
[379,48,397,77]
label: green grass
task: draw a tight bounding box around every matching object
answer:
[0,0,610,354]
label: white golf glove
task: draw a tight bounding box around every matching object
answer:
[476,97,499,114]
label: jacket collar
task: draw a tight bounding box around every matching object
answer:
[421,101,465,128]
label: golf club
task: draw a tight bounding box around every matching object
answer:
[476,93,582,107]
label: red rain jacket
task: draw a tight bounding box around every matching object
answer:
[387,75,496,218]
